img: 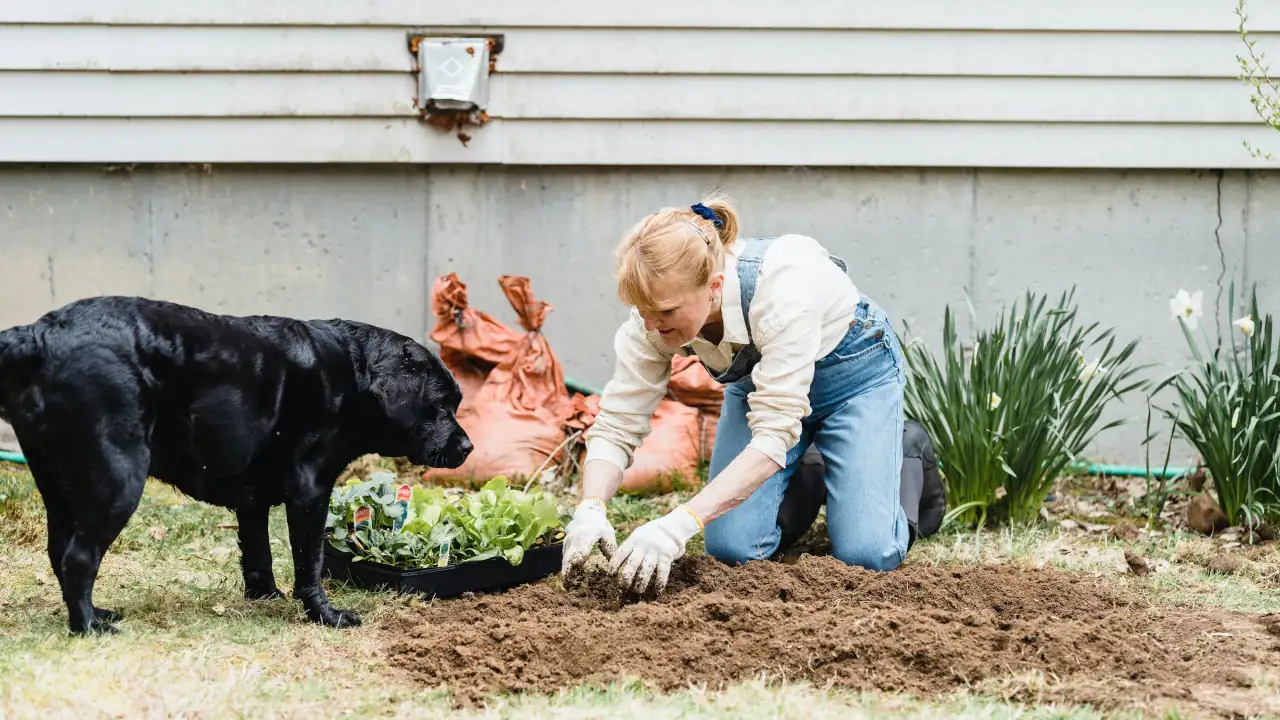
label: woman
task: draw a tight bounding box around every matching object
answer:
[560,193,914,594]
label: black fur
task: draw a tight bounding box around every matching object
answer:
[0,296,472,635]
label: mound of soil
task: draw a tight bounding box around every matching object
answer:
[385,555,1280,715]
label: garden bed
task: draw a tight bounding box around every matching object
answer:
[386,554,1280,717]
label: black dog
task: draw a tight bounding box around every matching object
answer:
[0,296,472,635]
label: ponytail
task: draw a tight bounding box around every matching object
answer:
[696,190,740,250]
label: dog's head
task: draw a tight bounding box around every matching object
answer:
[358,328,472,469]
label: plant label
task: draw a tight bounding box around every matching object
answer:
[354,505,372,530]
[392,484,412,531]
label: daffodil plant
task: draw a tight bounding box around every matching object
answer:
[1159,283,1280,529]
[903,289,1145,527]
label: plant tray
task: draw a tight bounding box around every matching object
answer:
[322,542,563,599]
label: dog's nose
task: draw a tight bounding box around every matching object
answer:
[457,435,473,457]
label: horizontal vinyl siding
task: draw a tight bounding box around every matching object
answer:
[2,26,1266,78]
[0,73,415,117]
[0,0,1275,167]
[491,76,1260,124]
[9,0,1280,31]
[489,29,1262,78]
[2,73,1257,125]
[0,25,414,72]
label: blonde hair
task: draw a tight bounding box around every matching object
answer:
[614,191,741,311]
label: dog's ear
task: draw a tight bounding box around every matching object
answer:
[365,338,422,418]
[401,340,431,370]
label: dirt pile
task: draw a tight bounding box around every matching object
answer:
[385,556,1280,714]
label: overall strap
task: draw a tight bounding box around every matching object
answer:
[733,236,778,345]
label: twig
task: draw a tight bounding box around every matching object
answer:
[523,429,585,492]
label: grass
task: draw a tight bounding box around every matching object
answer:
[456,681,1182,719]
[0,461,1277,719]
[910,523,1280,614]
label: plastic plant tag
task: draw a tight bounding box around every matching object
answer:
[437,539,452,568]
[391,484,412,531]
[354,505,372,531]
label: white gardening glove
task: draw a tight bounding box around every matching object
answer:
[609,506,703,594]
[560,498,619,578]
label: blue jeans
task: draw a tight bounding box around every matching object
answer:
[703,299,910,571]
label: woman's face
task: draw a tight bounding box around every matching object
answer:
[637,274,724,349]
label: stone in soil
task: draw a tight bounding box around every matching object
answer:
[384,554,1280,716]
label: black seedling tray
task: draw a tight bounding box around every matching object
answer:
[322,542,563,599]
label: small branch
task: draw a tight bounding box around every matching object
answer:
[523,429,585,492]
[1236,0,1280,160]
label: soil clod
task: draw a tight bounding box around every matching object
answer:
[1187,494,1230,536]
[1124,550,1152,576]
[1263,615,1280,637]
[1206,554,1244,576]
[1242,519,1278,545]
[1109,518,1141,542]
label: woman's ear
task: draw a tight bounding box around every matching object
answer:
[709,272,725,295]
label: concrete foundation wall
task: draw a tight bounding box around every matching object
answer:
[2,164,1274,464]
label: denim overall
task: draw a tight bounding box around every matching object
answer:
[692,236,910,571]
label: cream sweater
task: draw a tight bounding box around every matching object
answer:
[584,233,861,472]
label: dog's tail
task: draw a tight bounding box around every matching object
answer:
[0,326,30,368]
[0,325,39,422]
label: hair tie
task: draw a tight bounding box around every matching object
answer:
[690,203,723,229]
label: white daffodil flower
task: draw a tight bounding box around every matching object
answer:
[1169,289,1204,330]
[989,392,1001,410]
[1079,358,1108,382]
[1233,315,1255,338]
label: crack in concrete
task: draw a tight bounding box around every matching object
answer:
[1243,171,1253,302]
[146,193,156,299]
[1213,170,1226,349]
[968,169,980,330]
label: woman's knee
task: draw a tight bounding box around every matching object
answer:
[704,522,778,566]
[830,530,905,572]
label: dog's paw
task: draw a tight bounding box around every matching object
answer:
[70,617,120,637]
[311,606,362,629]
[244,585,286,601]
[94,607,124,624]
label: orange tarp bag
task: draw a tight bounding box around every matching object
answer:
[667,355,723,414]
[424,276,574,486]
[572,393,704,495]
[667,356,724,463]
[428,273,522,405]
